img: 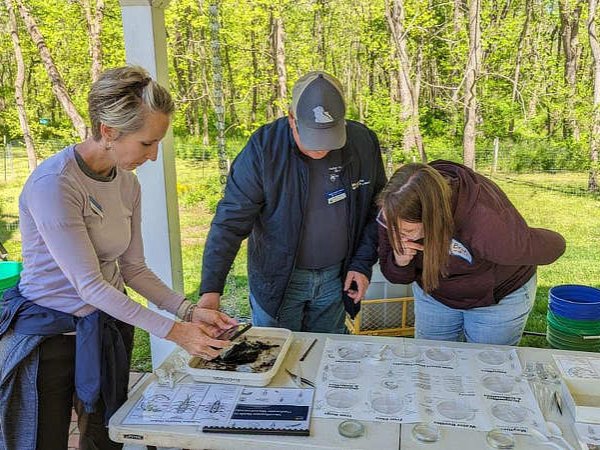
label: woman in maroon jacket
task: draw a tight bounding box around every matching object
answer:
[378,161,566,345]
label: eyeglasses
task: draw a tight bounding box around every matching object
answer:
[376,209,388,229]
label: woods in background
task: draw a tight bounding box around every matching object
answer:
[0,0,599,189]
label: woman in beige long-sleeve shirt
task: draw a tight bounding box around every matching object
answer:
[2,66,237,450]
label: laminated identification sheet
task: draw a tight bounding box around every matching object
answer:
[123,381,313,433]
[313,338,547,434]
[553,354,600,379]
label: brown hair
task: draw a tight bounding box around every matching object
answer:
[378,163,454,292]
[88,66,174,141]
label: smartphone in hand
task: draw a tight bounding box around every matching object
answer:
[216,323,252,342]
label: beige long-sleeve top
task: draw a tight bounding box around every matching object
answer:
[18,145,183,338]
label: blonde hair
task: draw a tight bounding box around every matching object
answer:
[378,163,454,292]
[88,66,174,141]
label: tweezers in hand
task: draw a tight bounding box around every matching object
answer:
[285,368,315,387]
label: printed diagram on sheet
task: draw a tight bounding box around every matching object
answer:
[122,382,313,429]
[123,382,240,425]
[313,337,547,434]
[553,354,600,379]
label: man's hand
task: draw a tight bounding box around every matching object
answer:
[344,271,370,304]
[393,239,424,266]
[192,307,238,335]
[199,292,221,310]
[166,321,230,359]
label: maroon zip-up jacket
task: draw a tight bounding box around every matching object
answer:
[379,160,566,309]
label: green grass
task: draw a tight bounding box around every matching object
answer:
[2,148,599,369]
[490,172,600,348]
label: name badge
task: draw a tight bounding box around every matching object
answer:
[449,238,472,264]
[88,195,104,219]
[327,188,347,205]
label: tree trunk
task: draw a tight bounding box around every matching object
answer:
[80,0,104,82]
[270,9,287,118]
[559,0,583,141]
[171,25,190,133]
[209,1,227,186]
[588,0,600,191]
[197,19,211,146]
[463,0,482,169]
[385,0,427,162]
[14,0,88,139]
[223,37,238,126]
[5,0,36,171]
[250,28,259,124]
[202,100,210,147]
[513,0,531,102]
[454,0,463,33]
[510,0,532,133]
[314,0,327,68]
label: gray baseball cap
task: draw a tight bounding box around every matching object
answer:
[291,71,347,151]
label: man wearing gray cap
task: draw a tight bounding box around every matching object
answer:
[199,71,386,333]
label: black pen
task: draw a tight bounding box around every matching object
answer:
[299,338,318,362]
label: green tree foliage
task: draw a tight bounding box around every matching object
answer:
[0,0,598,171]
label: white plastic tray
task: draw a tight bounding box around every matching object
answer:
[186,326,293,386]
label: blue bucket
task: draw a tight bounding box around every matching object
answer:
[548,285,600,321]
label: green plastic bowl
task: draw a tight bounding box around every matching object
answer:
[546,323,600,352]
[0,261,23,299]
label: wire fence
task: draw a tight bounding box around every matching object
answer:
[2,138,599,338]
[2,137,599,214]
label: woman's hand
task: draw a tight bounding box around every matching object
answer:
[191,307,238,335]
[166,321,230,359]
[393,239,424,266]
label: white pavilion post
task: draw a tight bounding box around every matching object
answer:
[119,0,183,369]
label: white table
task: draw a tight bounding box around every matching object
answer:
[109,332,586,449]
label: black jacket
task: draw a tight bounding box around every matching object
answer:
[201,117,387,318]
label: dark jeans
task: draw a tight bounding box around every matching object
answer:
[250,263,347,333]
[36,320,134,450]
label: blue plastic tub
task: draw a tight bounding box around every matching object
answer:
[548,284,600,320]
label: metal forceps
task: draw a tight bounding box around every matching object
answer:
[285,368,315,387]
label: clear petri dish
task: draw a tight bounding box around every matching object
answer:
[425,347,455,362]
[325,389,360,409]
[412,422,440,443]
[491,403,529,423]
[478,349,508,365]
[392,343,420,359]
[337,343,368,360]
[482,374,516,394]
[521,361,537,380]
[338,419,365,438]
[436,399,475,421]
[486,428,515,449]
[370,390,403,415]
[331,362,361,380]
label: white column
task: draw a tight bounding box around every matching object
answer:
[120,0,183,369]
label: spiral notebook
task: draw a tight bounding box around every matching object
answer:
[202,388,314,436]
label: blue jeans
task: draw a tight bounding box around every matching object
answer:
[413,274,537,345]
[250,263,347,334]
